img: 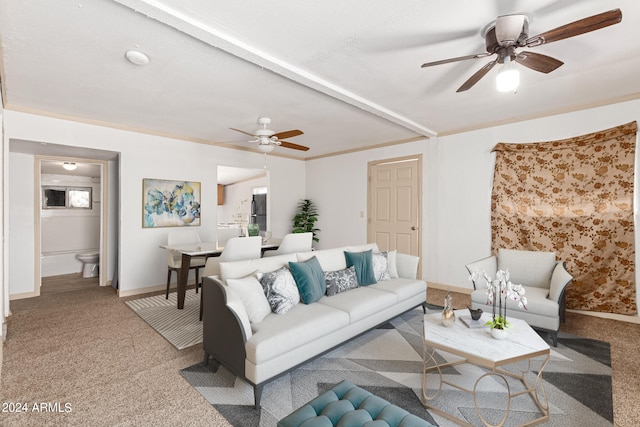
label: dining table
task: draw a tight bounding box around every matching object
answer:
[159,239,280,309]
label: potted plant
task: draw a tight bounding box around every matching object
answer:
[293,198,320,243]
[470,269,527,339]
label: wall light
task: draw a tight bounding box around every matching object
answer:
[496,55,520,93]
[63,162,77,171]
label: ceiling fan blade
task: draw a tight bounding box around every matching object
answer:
[456,60,497,92]
[421,52,492,68]
[272,129,303,140]
[515,51,563,73]
[525,8,622,47]
[229,127,256,137]
[279,140,310,151]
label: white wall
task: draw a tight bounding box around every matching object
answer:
[307,99,640,309]
[4,110,306,297]
[8,153,35,296]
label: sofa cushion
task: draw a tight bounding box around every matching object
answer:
[226,274,271,324]
[297,247,348,272]
[345,250,377,286]
[257,267,300,314]
[248,303,350,365]
[497,248,556,289]
[289,256,326,304]
[369,278,426,303]
[471,286,555,317]
[324,266,359,296]
[220,253,297,281]
[372,251,391,281]
[317,287,397,323]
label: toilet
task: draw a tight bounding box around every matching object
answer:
[77,251,100,278]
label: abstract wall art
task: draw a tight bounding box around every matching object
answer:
[142,179,201,228]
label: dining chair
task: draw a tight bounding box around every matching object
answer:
[217,227,242,248]
[200,236,262,320]
[262,232,313,257]
[166,230,206,299]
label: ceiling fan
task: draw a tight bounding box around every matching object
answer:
[421,8,622,92]
[230,117,309,153]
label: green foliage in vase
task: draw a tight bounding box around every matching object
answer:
[485,315,511,330]
[292,198,320,243]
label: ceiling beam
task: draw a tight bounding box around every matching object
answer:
[114,0,438,138]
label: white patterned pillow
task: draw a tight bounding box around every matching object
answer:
[257,267,300,314]
[324,266,359,296]
[372,251,391,281]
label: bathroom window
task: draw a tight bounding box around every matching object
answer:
[42,186,92,209]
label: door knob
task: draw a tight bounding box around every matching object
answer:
[411,226,417,231]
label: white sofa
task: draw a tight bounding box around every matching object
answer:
[201,244,427,408]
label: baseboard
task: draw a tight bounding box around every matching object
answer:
[567,309,640,324]
[427,281,473,295]
[118,284,167,298]
[9,291,38,301]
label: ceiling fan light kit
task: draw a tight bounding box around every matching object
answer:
[421,9,622,93]
[496,56,520,93]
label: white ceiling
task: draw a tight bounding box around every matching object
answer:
[1,1,639,160]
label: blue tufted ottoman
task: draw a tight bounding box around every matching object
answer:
[277,380,434,427]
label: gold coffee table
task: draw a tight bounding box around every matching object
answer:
[422,310,550,427]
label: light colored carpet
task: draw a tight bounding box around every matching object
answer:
[125,288,202,350]
[181,307,613,427]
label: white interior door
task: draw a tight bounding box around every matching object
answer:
[368,156,421,258]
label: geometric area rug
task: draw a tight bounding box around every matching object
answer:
[125,288,202,350]
[180,307,613,426]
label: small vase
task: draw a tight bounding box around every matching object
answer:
[442,290,455,327]
[491,328,508,340]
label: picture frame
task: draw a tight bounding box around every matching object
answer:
[142,179,201,228]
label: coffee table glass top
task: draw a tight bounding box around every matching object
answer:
[423,309,550,368]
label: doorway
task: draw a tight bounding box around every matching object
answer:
[367,155,422,266]
[35,156,110,294]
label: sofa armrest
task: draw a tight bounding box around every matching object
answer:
[465,256,497,290]
[549,261,572,303]
[396,253,419,279]
[202,277,248,377]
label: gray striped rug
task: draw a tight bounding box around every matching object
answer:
[125,289,202,350]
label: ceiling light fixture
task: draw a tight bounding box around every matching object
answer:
[256,144,275,154]
[125,50,149,66]
[496,55,520,93]
[63,162,77,171]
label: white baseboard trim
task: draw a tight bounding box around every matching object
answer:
[9,291,38,301]
[118,284,167,298]
[567,309,640,324]
[427,282,473,295]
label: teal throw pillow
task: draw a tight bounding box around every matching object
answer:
[289,256,326,304]
[344,250,377,286]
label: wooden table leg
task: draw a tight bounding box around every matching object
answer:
[177,253,191,309]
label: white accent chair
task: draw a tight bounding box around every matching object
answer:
[217,226,242,248]
[466,248,573,347]
[262,232,313,257]
[201,236,263,320]
[166,230,206,299]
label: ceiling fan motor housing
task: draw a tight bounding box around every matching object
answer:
[486,14,529,53]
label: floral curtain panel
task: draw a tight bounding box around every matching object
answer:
[491,121,637,315]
